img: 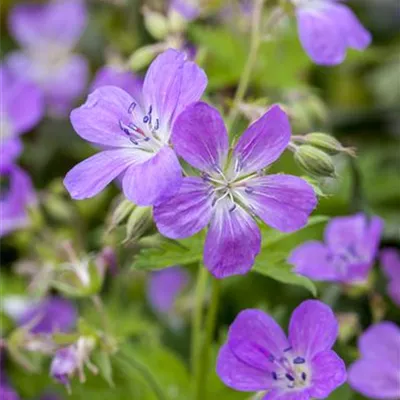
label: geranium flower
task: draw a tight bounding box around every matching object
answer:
[289,213,383,283]
[381,249,400,307]
[154,102,317,278]
[293,0,372,65]
[64,49,207,206]
[7,0,88,116]
[348,322,400,399]
[217,300,346,399]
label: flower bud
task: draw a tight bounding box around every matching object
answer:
[142,7,169,40]
[53,246,105,298]
[124,206,152,243]
[129,45,160,71]
[50,346,77,386]
[294,145,336,178]
[97,246,118,276]
[51,337,97,389]
[337,312,360,343]
[109,198,136,231]
[304,132,355,156]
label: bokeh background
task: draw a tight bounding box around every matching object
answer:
[1,0,399,399]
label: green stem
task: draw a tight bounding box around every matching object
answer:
[116,355,166,400]
[190,266,209,375]
[193,278,220,400]
[226,0,265,131]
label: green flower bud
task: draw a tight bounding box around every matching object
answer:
[304,132,354,156]
[108,197,136,232]
[53,257,105,298]
[294,145,336,178]
[124,206,152,243]
[168,8,188,33]
[143,7,169,40]
[129,45,160,71]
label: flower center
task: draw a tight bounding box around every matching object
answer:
[328,244,367,277]
[119,103,164,154]
[268,348,311,391]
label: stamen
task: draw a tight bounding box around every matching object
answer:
[283,347,292,353]
[272,372,278,380]
[268,355,275,362]
[293,357,305,364]
[229,203,237,212]
[245,186,254,194]
[154,118,160,131]
[302,372,307,381]
[285,373,295,382]
[128,102,136,113]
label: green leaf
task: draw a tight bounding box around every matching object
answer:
[251,216,328,295]
[132,233,204,270]
[94,351,115,387]
[253,260,317,297]
[261,215,329,248]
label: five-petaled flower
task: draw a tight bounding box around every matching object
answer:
[348,322,400,400]
[154,102,317,278]
[293,0,372,65]
[289,213,383,283]
[217,300,347,399]
[7,0,88,116]
[380,249,400,307]
[64,49,207,206]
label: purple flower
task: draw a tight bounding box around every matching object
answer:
[0,380,20,400]
[18,296,77,334]
[0,157,35,238]
[64,49,207,206]
[348,322,400,399]
[7,0,88,116]
[381,249,400,307]
[217,300,346,399]
[154,103,317,279]
[90,66,143,103]
[289,213,383,283]
[147,266,189,314]
[294,0,372,65]
[0,64,43,141]
[50,346,77,386]
[170,0,200,21]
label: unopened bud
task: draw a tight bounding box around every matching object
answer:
[129,45,160,71]
[143,7,169,39]
[124,206,152,243]
[337,312,360,343]
[108,198,136,232]
[54,245,105,297]
[294,145,336,178]
[304,133,355,156]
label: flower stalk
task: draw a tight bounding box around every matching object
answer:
[227,0,265,131]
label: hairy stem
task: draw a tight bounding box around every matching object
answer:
[193,277,220,400]
[226,0,265,131]
[191,266,209,375]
